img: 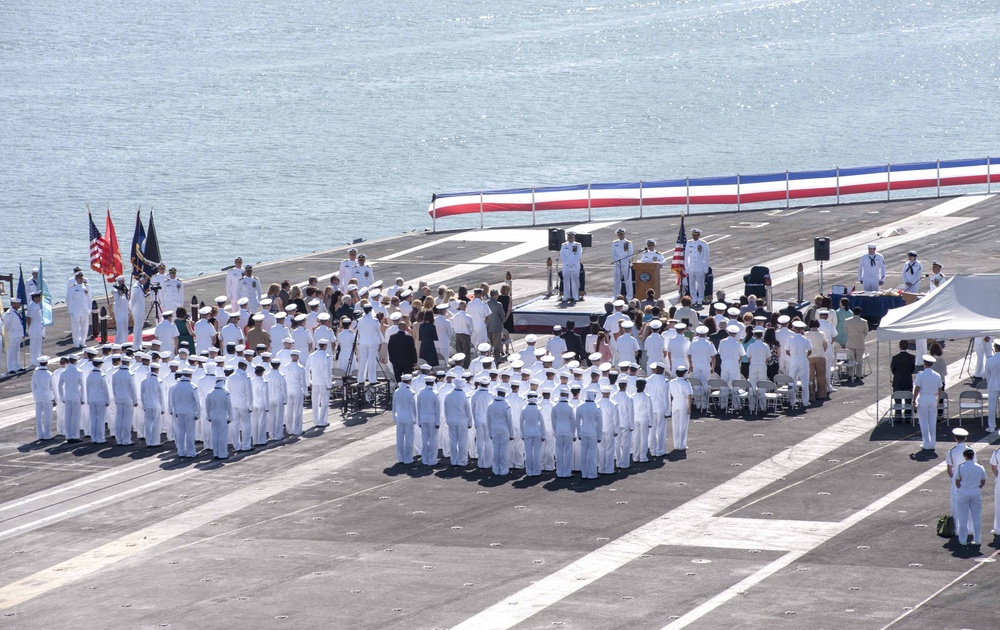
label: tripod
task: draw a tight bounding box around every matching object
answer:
[144,285,163,326]
[342,323,361,413]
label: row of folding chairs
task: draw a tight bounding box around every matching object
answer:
[692,375,806,416]
[886,389,995,427]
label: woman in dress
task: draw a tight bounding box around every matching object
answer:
[834,297,850,347]
[763,327,781,381]
[174,307,196,355]
[418,310,439,367]
[498,284,515,335]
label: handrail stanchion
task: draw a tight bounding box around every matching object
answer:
[587,183,592,222]
[431,194,437,233]
[736,174,741,212]
[685,177,690,216]
[531,187,536,226]
[835,167,840,205]
[886,163,891,201]
[988,156,992,194]
[479,192,484,230]
[936,160,941,198]
[786,170,790,209]
[639,180,643,219]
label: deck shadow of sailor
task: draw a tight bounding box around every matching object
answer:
[943,538,986,559]
[383,461,436,478]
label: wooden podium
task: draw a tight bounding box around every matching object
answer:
[633,262,661,298]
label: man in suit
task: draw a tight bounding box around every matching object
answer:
[386,312,417,383]
[562,320,586,363]
[844,307,870,381]
[486,289,506,365]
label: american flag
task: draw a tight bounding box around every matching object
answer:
[671,215,687,286]
[89,211,106,275]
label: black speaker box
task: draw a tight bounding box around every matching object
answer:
[814,237,830,261]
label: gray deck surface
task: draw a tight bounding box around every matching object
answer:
[1,194,999,630]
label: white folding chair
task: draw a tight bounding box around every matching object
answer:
[773,374,795,409]
[887,391,913,427]
[730,379,754,414]
[707,378,727,412]
[756,380,781,414]
[957,390,985,427]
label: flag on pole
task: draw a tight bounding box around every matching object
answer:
[143,210,162,270]
[89,211,106,276]
[16,265,28,335]
[102,210,123,282]
[38,258,53,327]
[130,209,147,278]
[670,215,687,286]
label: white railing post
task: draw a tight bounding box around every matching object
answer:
[587,183,592,222]
[936,160,941,198]
[432,195,437,233]
[886,163,891,201]
[685,177,690,215]
[479,191,484,229]
[531,187,536,226]
[786,170,790,209]
[835,167,840,205]
[989,156,993,194]
[736,174,741,212]
[639,180,643,219]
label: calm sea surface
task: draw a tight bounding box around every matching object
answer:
[2,0,997,301]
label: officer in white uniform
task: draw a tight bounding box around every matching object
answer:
[947,428,975,540]
[66,272,92,348]
[140,365,165,446]
[683,228,710,305]
[356,304,382,385]
[59,357,85,441]
[638,239,665,266]
[989,446,1000,536]
[168,371,200,457]
[339,248,360,286]
[928,261,946,291]
[785,322,813,407]
[576,390,603,479]
[225,257,244,306]
[354,254,375,289]
[983,341,1000,432]
[111,361,138,445]
[416,376,441,465]
[31,357,55,440]
[669,365,694,450]
[111,277,130,345]
[901,251,923,292]
[307,339,333,427]
[238,266,262,312]
[26,292,44,366]
[718,325,746,410]
[520,392,547,476]
[228,360,254,451]
[205,377,234,459]
[444,379,473,466]
[281,349,307,435]
[162,267,184,314]
[857,244,886,292]
[86,359,110,443]
[954,448,986,545]
[128,276,148,350]
[559,232,583,302]
[611,228,633,300]
[266,359,287,440]
[392,375,417,464]
[3,298,25,373]
[913,354,944,450]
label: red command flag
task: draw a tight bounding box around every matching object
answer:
[102,209,123,281]
[671,215,687,286]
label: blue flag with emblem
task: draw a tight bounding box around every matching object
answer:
[16,265,28,335]
[130,209,149,278]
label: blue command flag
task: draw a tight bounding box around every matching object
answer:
[16,265,28,335]
[38,258,53,327]
[130,209,147,279]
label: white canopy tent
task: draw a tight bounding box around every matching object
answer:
[873,274,1000,418]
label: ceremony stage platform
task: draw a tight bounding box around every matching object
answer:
[512,294,613,333]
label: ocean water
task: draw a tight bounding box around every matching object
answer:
[2,0,997,301]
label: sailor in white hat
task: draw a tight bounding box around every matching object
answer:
[785,321,813,408]
[238,265,262,312]
[666,323,690,377]
[857,243,886,292]
[66,271,92,349]
[354,253,375,290]
[444,378,474,467]
[162,266,184,315]
[684,228,710,305]
[577,389,603,478]
[520,334,540,367]
[551,390,576,477]
[642,319,666,373]
[901,250,923,293]
[391,374,417,464]
[486,384,514,475]
[108,276,130,345]
[611,376,634,468]
[644,363,669,456]
[596,385,617,473]
[928,260,946,290]
[225,257,245,306]
[339,248,360,286]
[639,238,665,265]
[745,326,769,409]
[307,339,334,428]
[281,349,307,436]
[168,368,200,457]
[470,375,494,469]
[913,354,944,450]
[946,427,975,536]
[31,356,55,440]
[668,365,694,450]
[559,231,583,303]
[611,227,634,300]
[616,320,640,365]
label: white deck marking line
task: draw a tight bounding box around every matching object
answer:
[0,426,395,610]
[663,435,994,629]
[451,357,968,630]
[880,549,1000,629]
[713,194,992,294]
[0,461,158,514]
